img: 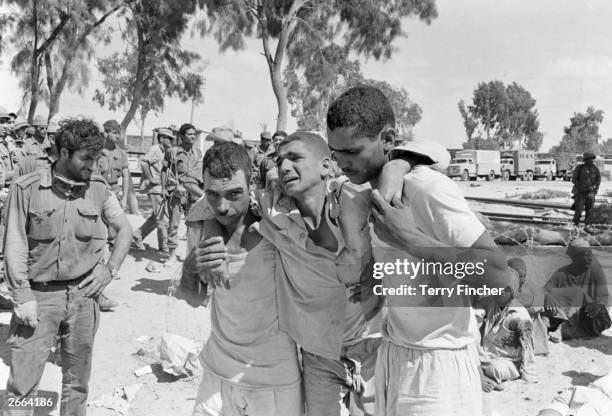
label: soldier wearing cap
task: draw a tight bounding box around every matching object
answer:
[2,118,132,416]
[22,115,51,160]
[572,151,601,226]
[205,127,234,145]
[0,108,16,190]
[259,130,288,189]
[96,120,130,210]
[8,120,29,166]
[132,127,175,252]
[251,131,274,187]
[162,123,203,266]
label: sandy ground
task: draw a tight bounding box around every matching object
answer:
[0,178,610,416]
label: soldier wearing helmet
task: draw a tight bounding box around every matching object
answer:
[572,150,601,226]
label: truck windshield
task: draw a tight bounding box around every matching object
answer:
[452,159,468,164]
[535,161,552,165]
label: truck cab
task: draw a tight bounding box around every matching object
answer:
[447,150,500,181]
[500,149,535,181]
[447,157,475,181]
[534,159,557,180]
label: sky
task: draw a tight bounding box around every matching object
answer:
[1,0,612,151]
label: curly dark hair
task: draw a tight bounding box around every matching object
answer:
[102,119,120,133]
[272,130,288,140]
[327,85,395,138]
[179,123,196,137]
[203,141,253,184]
[55,118,104,156]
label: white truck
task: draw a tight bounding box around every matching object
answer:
[534,158,557,181]
[446,150,501,181]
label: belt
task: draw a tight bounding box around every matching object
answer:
[29,268,94,291]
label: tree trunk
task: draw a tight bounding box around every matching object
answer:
[120,29,147,146]
[270,64,288,132]
[140,114,145,141]
[27,61,41,123]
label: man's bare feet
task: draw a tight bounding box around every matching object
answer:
[480,366,504,392]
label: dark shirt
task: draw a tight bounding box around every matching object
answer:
[572,163,601,193]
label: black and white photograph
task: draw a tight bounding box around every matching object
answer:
[0,1,611,415]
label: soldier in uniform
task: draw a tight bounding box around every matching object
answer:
[161,123,203,266]
[572,151,601,226]
[132,127,175,252]
[96,120,130,210]
[0,111,15,187]
[9,120,29,167]
[1,118,132,416]
[252,131,274,188]
[22,115,51,159]
[258,130,287,189]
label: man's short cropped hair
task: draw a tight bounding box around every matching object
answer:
[55,118,105,156]
[327,85,395,138]
[203,141,253,185]
[102,119,120,133]
[179,123,196,136]
[277,131,331,160]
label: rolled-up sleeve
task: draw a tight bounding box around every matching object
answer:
[4,183,34,304]
[102,190,124,224]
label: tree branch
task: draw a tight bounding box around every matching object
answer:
[241,0,258,18]
[77,4,123,44]
[258,3,274,67]
[35,12,71,56]
[44,50,54,92]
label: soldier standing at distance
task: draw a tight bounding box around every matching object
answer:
[258,130,287,189]
[1,118,132,416]
[22,115,51,159]
[572,151,601,226]
[161,123,203,266]
[9,120,29,167]
[132,128,175,252]
[252,131,274,188]
[96,120,130,210]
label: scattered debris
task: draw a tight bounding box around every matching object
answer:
[134,365,153,377]
[145,261,163,273]
[518,189,571,200]
[158,333,200,377]
[89,383,142,416]
[135,336,152,343]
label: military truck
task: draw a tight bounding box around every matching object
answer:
[446,149,501,181]
[500,149,536,180]
[534,158,557,180]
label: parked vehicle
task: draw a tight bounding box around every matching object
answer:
[555,152,580,181]
[534,158,557,180]
[447,150,501,181]
[500,149,536,181]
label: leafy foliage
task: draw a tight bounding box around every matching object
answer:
[459,80,543,151]
[1,0,122,121]
[200,0,437,130]
[285,44,421,135]
[93,0,205,136]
